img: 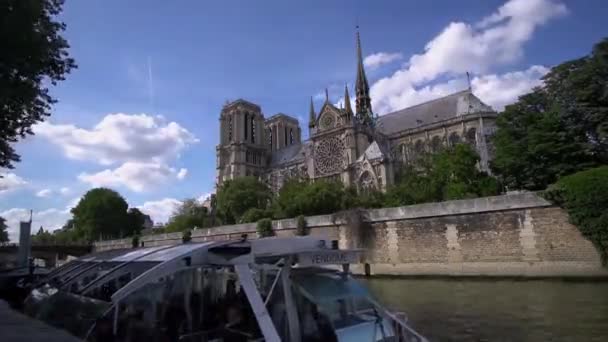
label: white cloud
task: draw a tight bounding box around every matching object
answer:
[176,168,188,180]
[36,189,53,197]
[60,187,70,195]
[364,52,403,69]
[34,113,199,165]
[369,0,567,113]
[334,97,356,111]
[34,113,198,192]
[197,192,214,204]
[0,172,28,194]
[472,65,549,110]
[1,207,71,242]
[78,161,178,192]
[137,198,182,225]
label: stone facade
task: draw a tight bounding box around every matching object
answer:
[94,193,607,277]
[216,31,498,193]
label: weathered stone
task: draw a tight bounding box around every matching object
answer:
[93,193,607,277]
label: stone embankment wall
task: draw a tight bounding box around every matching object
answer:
[94,193,607,277]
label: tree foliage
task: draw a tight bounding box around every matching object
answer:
[216,177,271,224]
[240,208,273,224]
[127,208,148,235]
[0,216,9,244]
[544,166,608,265]
[256,218,274,237]
[164,198,212,233]
[31,226,54,244]
[386,144,499,206]
[492,38,608,190]
[0,0,77,168]
[273,179,346,218]
[295,215,308,236]
[70,188,136,241]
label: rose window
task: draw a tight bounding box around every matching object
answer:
[314,135,345,175]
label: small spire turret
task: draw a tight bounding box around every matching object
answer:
[308,96,316,128]
[344,84,353,115]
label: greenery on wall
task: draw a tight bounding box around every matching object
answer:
[544,166,608,265]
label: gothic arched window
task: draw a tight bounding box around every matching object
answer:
[268,128,272,150]
[251,116,256,143]
[466,128,477,145]
[431,136,443,153]
[449,132,461,146]
[228,116,233,142]
[244,113,248,141]
[359,171,375,192]
[289,128,294,145]
[414,140,425,155]
[284,127,288,146]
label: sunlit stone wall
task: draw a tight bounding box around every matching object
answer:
[93,193,607,277]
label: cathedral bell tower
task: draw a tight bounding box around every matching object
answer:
[216,99,267,186]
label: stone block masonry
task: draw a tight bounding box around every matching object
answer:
[94,193,608,277]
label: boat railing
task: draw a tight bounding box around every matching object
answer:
[386,310,427,342]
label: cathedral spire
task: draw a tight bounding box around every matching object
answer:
[344,84,353,115]
[308,96,316,128]
[355,27,372,120]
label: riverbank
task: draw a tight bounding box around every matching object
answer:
[94,193,608,278]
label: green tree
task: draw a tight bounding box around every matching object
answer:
[544,166,608,265]
[295,215,308,236]
[0,0,76,168]
[543,38,608,163]
[386,145,499,206]
[492,92,597,190]
[0,216,9,244]
[31,226,54,244]
[273,179,346,218]
[127,208,148,235]
[431,144,499,200]
[71,188,131,241]
[240,208,273,223]
[256,218,274,237]
[216,177,271,224]
[164,198,211,233]
[492,38,608,190]
[182,230,192,243]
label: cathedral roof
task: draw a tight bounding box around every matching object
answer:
[376,90,494,136]
[269,142,309,167]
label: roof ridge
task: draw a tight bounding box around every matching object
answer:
[381,88,470,118]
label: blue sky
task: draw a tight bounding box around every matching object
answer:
[1,0,606,240]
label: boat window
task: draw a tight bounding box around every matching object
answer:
[60,261,124,293]
[80,261,160,301]
[293,273,376,327]
[99,266,264,342]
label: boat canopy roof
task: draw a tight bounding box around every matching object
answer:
[46,236,362,304]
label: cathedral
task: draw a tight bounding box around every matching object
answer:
[216,32,498,193]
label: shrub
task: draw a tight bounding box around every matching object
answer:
[256,218,274,238]
[182,230,192,243]
[544,166,608,265]
[295,215,308,236]
[241,208,273,223]
[131,234,140,248]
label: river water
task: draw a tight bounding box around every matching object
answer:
[364,279,608,342]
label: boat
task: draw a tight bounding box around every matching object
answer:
[23,236,428,341]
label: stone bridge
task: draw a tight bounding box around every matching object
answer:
[0,243,92,269]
